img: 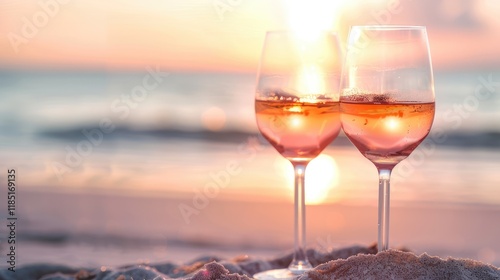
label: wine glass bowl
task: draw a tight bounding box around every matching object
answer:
[255,100,341,162]
[340,26,435,251]
[340,102,435,169]
[256,32,343,164]
[253,31,343,279]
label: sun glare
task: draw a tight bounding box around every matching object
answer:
[286,0,343,41]
[290,115,302,128]
[288,106,303,113]
[296,65,325,95]
[384,116,401,132]
[306,154,340,204]
[275,154,339,205]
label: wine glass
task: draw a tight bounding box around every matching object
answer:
[253,31,343,279]
[340,26,435,252]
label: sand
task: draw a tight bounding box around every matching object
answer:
[2,246,500,280]
[4,190,500,268]
[301,250,500,280]
[2,190,500,279]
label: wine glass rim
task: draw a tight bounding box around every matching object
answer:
[351,25,426,30]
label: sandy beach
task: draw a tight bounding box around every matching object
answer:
[1,189,499,271]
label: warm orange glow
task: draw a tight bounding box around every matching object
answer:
[384,116,401,132]
[1,1,499,71]
[295,65,325,96]
[276,154,339,205]
[289,115,302,128]
[286,106,304,129]
[288,106,303,113]
[286,0,343,41]
[306,154,339,204]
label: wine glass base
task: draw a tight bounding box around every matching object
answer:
[253,268,302,280]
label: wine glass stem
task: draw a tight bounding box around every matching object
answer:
[289,162,312,272]
[377,168,392,252]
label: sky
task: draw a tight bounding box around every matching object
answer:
[1,0,500,72]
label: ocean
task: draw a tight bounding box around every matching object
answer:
[0,69,499,267]
[0,69,498,202]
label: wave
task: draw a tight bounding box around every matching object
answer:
[39,126,257,144]
[17,230,285,251]
[434,131,500,149]
[38,126,500,149]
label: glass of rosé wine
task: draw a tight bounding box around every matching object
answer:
[340,26,435,252]
[253,31,343,280]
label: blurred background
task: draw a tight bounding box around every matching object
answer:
[0,0,499,269]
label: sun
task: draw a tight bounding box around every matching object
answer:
[275,154,340,205]
[286,0,345,40]
[296,65,325,95]
[305,154,340,204]
[384,116,401,132]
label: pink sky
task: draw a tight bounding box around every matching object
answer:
[1,0,499,72]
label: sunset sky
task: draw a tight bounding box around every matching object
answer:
[1,0,500,72]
